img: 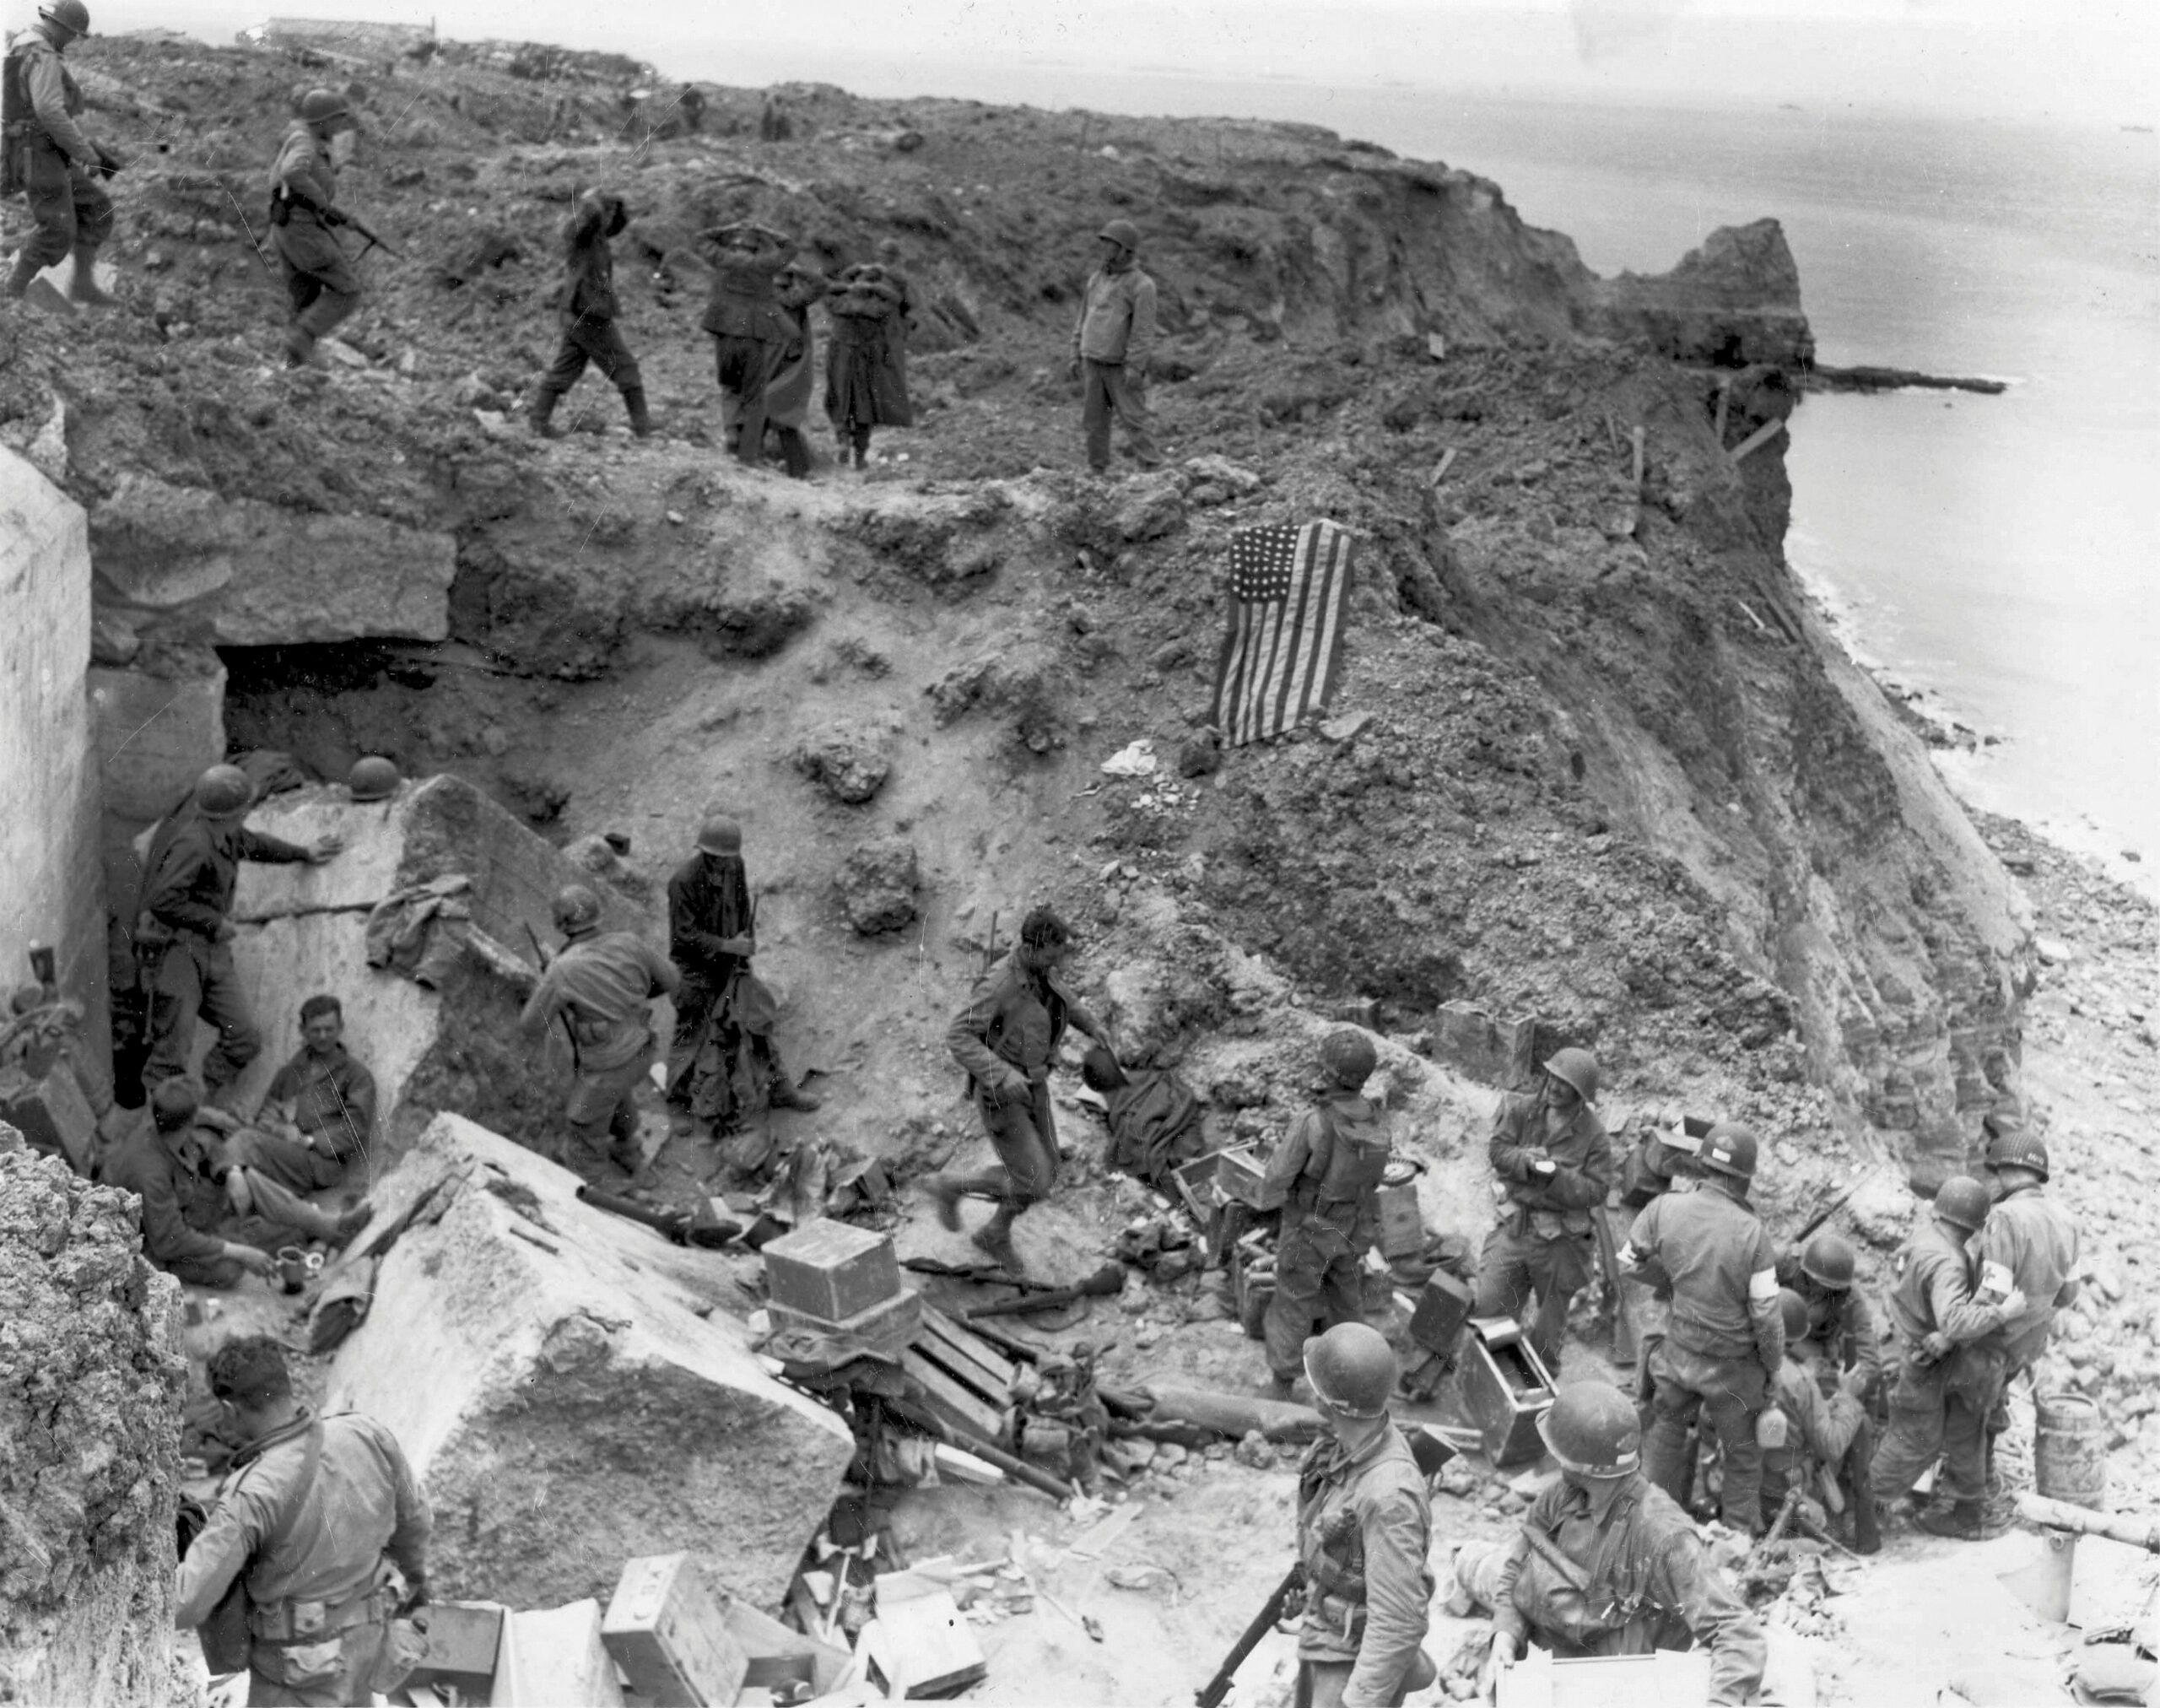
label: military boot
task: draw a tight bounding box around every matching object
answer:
[1849,1480,1882,1555]
[769,1076,821,1112]
[1916,1499,1984,1540]
[4,250,38,300]
[971,1205,1023,1273]
[621,385,656,439]
[284,324,316,369]
[67,247,117,307]
[529,385,564,439]
[923,1175,964,1233]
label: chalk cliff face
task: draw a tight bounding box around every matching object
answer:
[0,45,2025,1169]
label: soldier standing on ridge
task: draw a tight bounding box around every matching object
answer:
[3,0,121,310]
[1261,1029,1392,1399]
[1870,1175,2025,1538]
[1620,1122,1784,1533]
[697,220,798,468]
[135,765,342,1108]
[268,88,364,368]
[1069,217,1160,473]
[824,262,914,471]
[529,187,655,440]
[926,905,1116,1272]
[1476,1047,1612,1375]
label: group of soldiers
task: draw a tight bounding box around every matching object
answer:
[4,8,1169,476]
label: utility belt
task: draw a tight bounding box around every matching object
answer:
[250,1581,394,1643]
[1303,1585,1366,1646]
[1504,1203,1595,1241]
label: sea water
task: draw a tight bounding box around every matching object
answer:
[678,51,2160,898]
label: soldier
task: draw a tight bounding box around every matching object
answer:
[824,262,913,471]
[1292,1323,1434,1708]
[662,816,819,1135]
[2,0,120,311]
[518,884,679,1176]
[1761,1289,1879,1554]
[1871,1176,2028,1538]
[1620,1122,1783,1533]
[208,994,377,1194]
[696,220,798,468]
[100,1079,369,1288]
[267,88,364,368]
[529,188,655,440]
[1261,1030,1391,1399]
[1976,1126,2080,1390]
[753,259,825,476]
[1454,1381,1767,1705]
[1774,1230,1884,1400]
[926,905,1115,1271]
[1068,217,1160,473]
[1476,1047,1612,1374]
[176,1336,431,1706]
[135,764,342,1106]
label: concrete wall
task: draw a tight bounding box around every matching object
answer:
[0,448,108,1062]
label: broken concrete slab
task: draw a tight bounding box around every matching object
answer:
[88,471,458,646]
[497,1598,624,1708]
[222,772,651,1163]
[324,1115,856,1614]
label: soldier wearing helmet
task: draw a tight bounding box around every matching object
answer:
[1474,1047,1613,1374]
[3,0,122,310]
[1067,215,1161,473]
[1773,1229,1884,1405]
[662,815,820,1144]
[133,765,343,1105]
[1259,1029,1394,1397]
[1871,1174,2028,1539]
[1292,1323,1435,1708]
[1759,1287,1879,1553]
[519,883,680,1176]
[528,187,656,441]
[1617,1121,1783,1532]
[930,905,1117,1269]
[1974,1121,2079,1383]
[1451,1381,1769,1705]
[267,86,365,366]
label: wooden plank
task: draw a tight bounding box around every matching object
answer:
[915,1309,1017,1397]
[1728,417,1786,463]
[1629,425,1645,491]
[920,1305,1017,1387]
[901,1349,1008,1446]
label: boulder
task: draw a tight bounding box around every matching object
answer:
[836,837,920,935]
[88,472,458,646]
[323,1116,856,1610]
[0,1139,186,1705]
[793,719,896,806]
[1112,470,1187,542]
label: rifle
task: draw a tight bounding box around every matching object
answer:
[331,208,398,259]
[1196,1561,1303,1708]
[523,922,580,1075]
[1790,1162,1883,1247]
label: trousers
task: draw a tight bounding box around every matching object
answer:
[144,937,262,1096]
[275,219,361,341]
[711,333,789,467]
[1080,359,1159,471]
[19,145,112,269]
[1870,1354,1993,1505]
[1475,1222,1596,1370]
[541,313,641,395]
[1265,1222,1364,1381]
[1644,1338,1770,1532]
[223,1125,352,1194]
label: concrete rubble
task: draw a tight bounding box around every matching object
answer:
[324,1114,857,1612]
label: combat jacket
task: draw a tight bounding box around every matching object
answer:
[1768,1355,1865,1471]
[1624,1181,1782,1369]
[1773,1253,1885,1393]
[667,851,753,983]
[100,1116,230,1273]
[700,243,797,344]
[947,952,1099,1096]
[3,33,96,166]
[1488,1093,1611,1231]
[1887,1220,2017,1351]
[558,197,620,322]
[262,1044,377,1162]
[1073,264,1157,369]
[176,1408,430,1638]
[520,929,678,1072]
[1295,1423,1432,1708]
[137,803,313,941]
[1976,1185,2080,1370]
[269,121,339,225]
[1265,1093,1390,1258]
[1492,1473,1764,1706]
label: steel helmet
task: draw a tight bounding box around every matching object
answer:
[1984,1127,2049,1182]
[39,0,90,35]
[1800,1231,1856,1291]
[696,814,742,856]
[299,88,351,125]
[1699,1122,1758,1181]
[551,884,602,933]
[348,755,401,802]
[1098,218,1140,251]
[1542,1046,1600,1105]
[1320,1027,1377,1089]
[1777,1288,1811,1342]
[1934,1174,1992,1234]
[149,1077,202,1126]
[193,764,254,819]
[1537,1381,1641,1478]
[1302,1322,1396,1419]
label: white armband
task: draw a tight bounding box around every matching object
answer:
[1748,1267,1780,1304]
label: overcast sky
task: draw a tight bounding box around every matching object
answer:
[64,0,2160,126]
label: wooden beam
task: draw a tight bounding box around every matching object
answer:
[1728,417,1786,463]
[1630,425,1645,492]
[1712,377,1731,447]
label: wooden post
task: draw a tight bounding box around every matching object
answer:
[1728,418,1786,463]
[1630,425,1645,492]
[1428,446,1458,488]
[1713,376,1731,447]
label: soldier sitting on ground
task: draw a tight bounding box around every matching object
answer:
[201,993,377,1194]
[1760,1288,1879,1554]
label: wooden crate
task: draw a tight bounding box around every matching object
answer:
[600,1553,748,1708]
[1496,1647,1710,1707]
[858,1589,986,1700]
[766,1286,923,1358]
[899,1306,1017,1447]
[1215,1147,1287,1212]
[762,1219,901,1322]
[1376,1181,1425,1260]
[405,1601,504,1702]
[1460,1316,1557,1467]
[1407,1269,1476,1354]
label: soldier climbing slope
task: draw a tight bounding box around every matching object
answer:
[3,0,122,311]
[267,88,365,368]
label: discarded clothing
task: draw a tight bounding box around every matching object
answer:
[363,874,472,989]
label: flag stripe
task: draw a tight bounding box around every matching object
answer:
[1211,520,1355,746]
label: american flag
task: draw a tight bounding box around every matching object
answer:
[1210,521,1357,747]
